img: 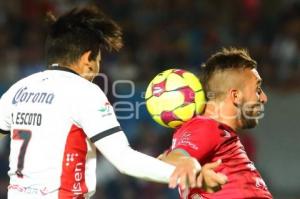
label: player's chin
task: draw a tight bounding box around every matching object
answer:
[241,115,259,129]
[241,108,264,129]
[242,119,257,129]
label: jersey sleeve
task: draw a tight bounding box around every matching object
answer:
[172,119,220,162]
[71,84,121,143]
[94,131,175,183]
[0,90,12,132]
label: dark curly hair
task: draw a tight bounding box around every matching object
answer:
[45,5,123,66]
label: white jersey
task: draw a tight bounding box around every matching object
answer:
[0,68,123,198]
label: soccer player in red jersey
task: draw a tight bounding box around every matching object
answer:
[161,48,273,199]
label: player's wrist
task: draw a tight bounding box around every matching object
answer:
[180,156,201,173]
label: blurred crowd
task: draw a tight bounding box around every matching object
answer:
[0,0,300,198]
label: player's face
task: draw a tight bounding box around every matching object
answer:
[239,68,268,129]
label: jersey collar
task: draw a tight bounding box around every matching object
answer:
[47,65,79,76]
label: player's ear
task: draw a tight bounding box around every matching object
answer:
[229,88,242,106]
[79,51,92,69]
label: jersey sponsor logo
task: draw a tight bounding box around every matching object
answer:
[72,162,84,195]
[98,102,112,117]
[98,102,110,112]
[176,132,199,150]
[8,184,49,196]
[64,152,85,195]
[63,154,86,196]
[59,126,88,198]
[12,87,55,105]
[66,153,78,166]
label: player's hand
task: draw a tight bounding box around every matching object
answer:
[196,159,228,193]
[168,156,201,190]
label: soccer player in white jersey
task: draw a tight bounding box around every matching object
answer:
[0,5,228,199]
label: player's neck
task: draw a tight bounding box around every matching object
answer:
[203,101,239,131]
[68,64,94,81]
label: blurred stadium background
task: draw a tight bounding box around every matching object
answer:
[0,0,300,198]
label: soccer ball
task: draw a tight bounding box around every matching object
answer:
[145,69,206,128]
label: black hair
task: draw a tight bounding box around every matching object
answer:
[45,5,123,66]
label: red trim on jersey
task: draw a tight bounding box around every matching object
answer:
[59,125,88,199]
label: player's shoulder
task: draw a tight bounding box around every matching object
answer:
[183,116,219,131]
[64,74,107,104]
[76,77,104,97]
[45,69,107,104]
[174,116,226,137]
[49,69,104,96]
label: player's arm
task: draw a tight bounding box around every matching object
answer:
[92,130,174,183]
[160,148,227,192]
[92,128,202,189]
[0,92,11,140]
[73,85,200,189]
[92,129,201,189]
[158,149,201,188]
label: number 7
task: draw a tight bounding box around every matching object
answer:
[12,130,32,178]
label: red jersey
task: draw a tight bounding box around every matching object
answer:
[172,116,273,199]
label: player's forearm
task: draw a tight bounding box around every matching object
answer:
[110,147,175,183]
[94,131,175,183]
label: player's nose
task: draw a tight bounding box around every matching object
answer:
[260,90,268,104]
